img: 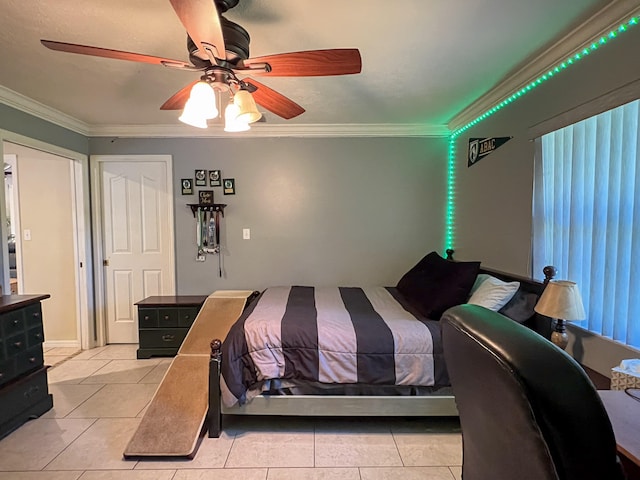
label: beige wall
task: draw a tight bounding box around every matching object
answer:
[5,142,78,343]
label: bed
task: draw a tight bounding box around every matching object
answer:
[207,250,556,437]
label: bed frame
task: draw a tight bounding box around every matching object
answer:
[206,252,557,437]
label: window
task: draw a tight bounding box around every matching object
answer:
[533,99,640,349]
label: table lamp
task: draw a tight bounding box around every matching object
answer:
[534,280,586,349]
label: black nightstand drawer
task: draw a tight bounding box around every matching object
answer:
[178,307,200,327]
[158,309,179,327]
[24,304,43,328]
[139,328,188,350]
[138,309,158,328]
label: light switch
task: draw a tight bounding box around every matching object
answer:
[23,229,31,241]
[243,228,251,240]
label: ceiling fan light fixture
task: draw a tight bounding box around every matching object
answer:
[179,98,209,128]
[233,89,262,124]
[189,81,219,119]
[224,102,250,132]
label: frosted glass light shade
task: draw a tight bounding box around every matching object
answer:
[534,280,586,321]
[179,98,208,128]
[189,81,218,119]
[224,103,250,132]
[233,90,262,123]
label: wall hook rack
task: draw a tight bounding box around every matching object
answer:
[187,203,227,217]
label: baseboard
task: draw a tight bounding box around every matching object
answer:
[566,325,640,378]
[43,340,81,349]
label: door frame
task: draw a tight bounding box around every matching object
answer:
[91,154,175,346]
[0,131,93,349]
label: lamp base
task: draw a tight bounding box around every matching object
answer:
[550,319,568,350]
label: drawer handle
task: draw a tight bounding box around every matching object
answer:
[33,312,40,318]
[144,315,150,320]
[162,334,175,342]
[184,314,191,319]
[13,319,19,326]
[34,333,42,339]
[24,385,40,399]
[29,356,36,363]
[13,341,23,349]
[163,315,170,320]
[0,373,3,379]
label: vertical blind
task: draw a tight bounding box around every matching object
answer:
[533,99,640,349]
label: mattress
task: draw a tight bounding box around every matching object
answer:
[221,285,449,407]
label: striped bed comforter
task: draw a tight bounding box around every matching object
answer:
[220,286,449,408]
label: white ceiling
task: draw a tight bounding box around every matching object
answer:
[0,0,627,135]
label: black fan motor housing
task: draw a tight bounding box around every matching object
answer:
[188,16,250,66]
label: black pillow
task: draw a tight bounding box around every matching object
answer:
[397,251,480,319]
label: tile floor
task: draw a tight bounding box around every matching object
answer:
[0,344,463,480]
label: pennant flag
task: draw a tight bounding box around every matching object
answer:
[468,136,512,167]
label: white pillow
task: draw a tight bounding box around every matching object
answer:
[467,274,520,311]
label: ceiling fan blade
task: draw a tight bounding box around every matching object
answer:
[168,0,225,61]
[243,78,305,119]
[160,80,199,110]
[41,40,192,68]
[240,49,362,77]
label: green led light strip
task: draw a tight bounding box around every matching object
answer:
[444,15,639,252]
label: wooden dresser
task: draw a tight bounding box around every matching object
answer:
[0,294,52,440]
[135,295,208,359]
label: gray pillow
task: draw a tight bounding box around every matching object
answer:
[498,290,538,323]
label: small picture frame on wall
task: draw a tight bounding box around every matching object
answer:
[209,169,221,187]
[223,178,236,195]
[195,169,207,186]
[181,178,193,195]
[199,190,214,205]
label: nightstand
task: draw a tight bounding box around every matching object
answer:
[135,295,208,359]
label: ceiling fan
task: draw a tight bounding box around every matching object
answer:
[40,0,362,127]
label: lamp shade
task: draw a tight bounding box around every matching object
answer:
[534,280,586,321]
[224,102,250,132]
[233,90,262,123]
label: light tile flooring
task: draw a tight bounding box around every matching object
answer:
[0,344,463,480]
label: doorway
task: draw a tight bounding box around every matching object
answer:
[1,138,91,350]
[91,155,175,344]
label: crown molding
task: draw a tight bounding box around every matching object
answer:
[87,122,450,138]
[0,85,91,135]
[448,0,640,132]
[0,83,449,138]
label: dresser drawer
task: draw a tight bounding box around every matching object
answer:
[5,332,27,356]
[158,309,179,328]
[138,308,158,328]
[0,359,16,387]
[139,328,188,350]
[0,367,51,429]
[16,346,44,376]
[1,311,25,337]
[27,324,45,348]
[24,303,43,328]
[178,307,200,328]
